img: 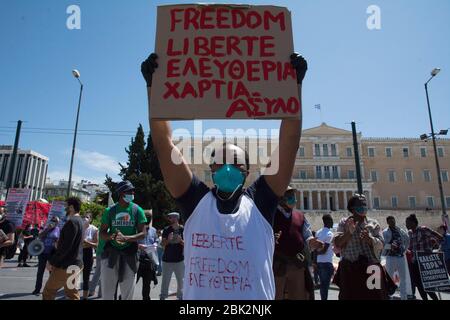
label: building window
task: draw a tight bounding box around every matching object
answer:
[298,146,305,157]
[385,147,392,158]
[373,197,380,209]
[370,170,378,182]
[423,170,431,182]
[388,170,396,183]
[346,147,353,157]
[323,144,329,157]
[420,147,427,158]
[315,166,322,179]
[368,147,375,158]
[391,196,398,209]
[315,144,321,156]
[332,166,339,179]
[402,147,409,158]
[299,170,307,179]
[324,166,331,179]
[438,147,444,158]
[426,196,435,208]
[348,170,355,179]
[408,196,416,209]
[405,170,413,183]
[441,170,449,182]
[331,144,337,156]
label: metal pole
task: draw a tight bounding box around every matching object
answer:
[67,83,83,198]
[351,121,363,194]
[425,82,447,217]
[6,120,23,191]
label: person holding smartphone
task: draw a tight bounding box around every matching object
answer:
[160,212,184,300]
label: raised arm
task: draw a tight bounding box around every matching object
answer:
[264,54,307,197]
[142,54,193,198]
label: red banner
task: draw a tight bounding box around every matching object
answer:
[21,202,51,229]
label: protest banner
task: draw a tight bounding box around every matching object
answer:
[417,251,450,292]
[5,189,31,228]
[151,4,299,119]
[21,201,51,229]
[46,201,67,229]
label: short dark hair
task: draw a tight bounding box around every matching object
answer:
[322,214,333,223]
[66,197,81,212]
[406,214,418,225]
[210,143,250,171]
[386,216,395,222]
[347,194,367,212]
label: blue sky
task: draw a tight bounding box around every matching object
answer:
[1,0,449,184]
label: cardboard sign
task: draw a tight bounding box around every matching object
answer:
[151,4,299,119]
[5,188,31,227]
[417,251,450,292]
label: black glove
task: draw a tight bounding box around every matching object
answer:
[141,53,159,87]
[290,53,308,84]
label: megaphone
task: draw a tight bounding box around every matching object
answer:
[28,239,45,256]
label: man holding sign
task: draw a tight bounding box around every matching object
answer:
[142,4,306,300]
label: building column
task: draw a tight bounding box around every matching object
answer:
[368,190,373,209]
[335,190,340,210]
[317,191,322,210]
[343,191,348,208]
[308,190,313,211]
[299,190,304,210]
[326,191,330,211]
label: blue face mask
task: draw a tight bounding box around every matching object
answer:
[212,164,245,194]
[286,196,297,206]
[123,194,134,203]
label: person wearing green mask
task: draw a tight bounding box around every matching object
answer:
[273,185,324,300]
[332,194,391,300]
[142,50,308,300]
[99,180,147,300]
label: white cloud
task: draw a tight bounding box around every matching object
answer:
[76,149,121,174]
[47,170,105,184]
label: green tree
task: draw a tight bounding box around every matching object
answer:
[104,125,178,230]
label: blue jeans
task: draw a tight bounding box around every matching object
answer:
[317,262,334,300]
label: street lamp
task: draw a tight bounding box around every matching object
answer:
[422,67,447,219]
[67,69,84,198]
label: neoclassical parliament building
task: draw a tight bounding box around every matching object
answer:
[187,123,450,211]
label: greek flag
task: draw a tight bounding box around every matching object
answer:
[314,104,321,110]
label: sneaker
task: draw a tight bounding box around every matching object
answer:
[17,263,23,267]
[23,264,31,267]
[32,290,40,296]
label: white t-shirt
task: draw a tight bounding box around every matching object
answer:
[84,224,98,242]
[183,192,275,300]
[316,227,334,263]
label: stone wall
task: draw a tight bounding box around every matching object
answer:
[303,210,445,232]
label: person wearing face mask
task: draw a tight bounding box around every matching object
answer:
[32,216,60,296]
[273,186,324,300]
[42,197,84,300]
[99,180,147,300]
[142,50,307,300]
[0,206,16,269]
[332,194,391,300]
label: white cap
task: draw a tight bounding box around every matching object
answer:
[167,212,180,219]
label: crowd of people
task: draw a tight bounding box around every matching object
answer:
[0,52,449,301]
[1,187,449,301]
